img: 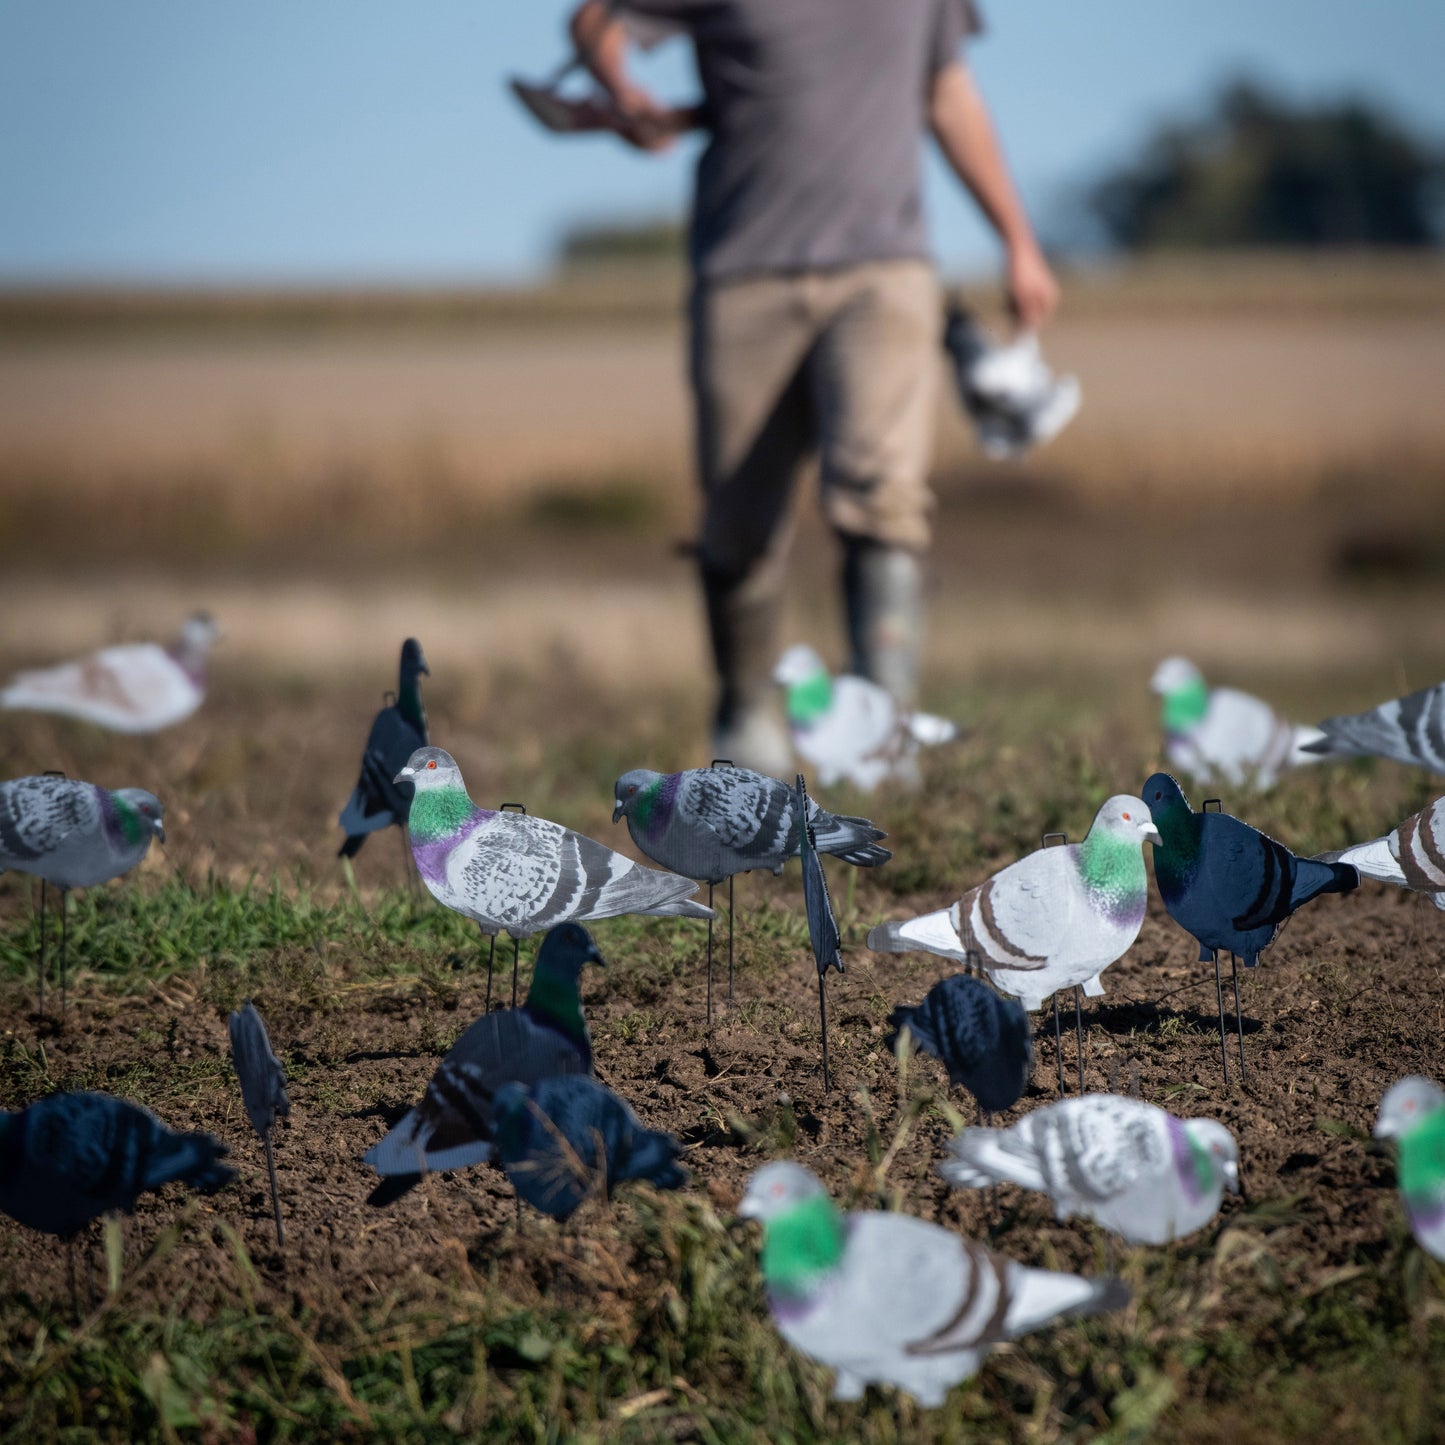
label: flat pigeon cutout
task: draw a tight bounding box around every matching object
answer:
[740,1161,1126,1407]
[397,747,712,937]
[1375,1076,1445,1261]
[868,796,1157,1010]
[940,1093,1239,1244]
[1150,656,1325,790]
[613,763,888,884]
[1304,679,1445,775]
[774,644,958,793]
[1,613,218,734]
[1319,796,1445,910]
[0,775,164,890]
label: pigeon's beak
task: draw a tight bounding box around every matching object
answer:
[1226,1162,1241,1195]
[611,799,624,824]
[1140,821,1161,842]
[152,819,166,844]
[587,943,608,969]
[737,1191,764,1221]
[393,766,414,785]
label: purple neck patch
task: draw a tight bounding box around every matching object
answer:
[1167,1115,1208,1205]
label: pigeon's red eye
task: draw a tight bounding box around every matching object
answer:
[427,760,437,770]
[1122,812,1131,821]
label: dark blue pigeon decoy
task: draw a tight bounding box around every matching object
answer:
[338,638,430,861]
[796,774,845,1092]
[1143,771,1359,1081]
[0,1091,232,1238]
[229,1000,290,1245]
[888,975,1034,1114]
[491,1075,687,1221]
[363,923,603,1205]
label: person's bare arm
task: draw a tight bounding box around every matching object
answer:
[568,1,699,151]
[929,60,1058,328]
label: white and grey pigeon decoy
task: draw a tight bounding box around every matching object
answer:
[228,1001,291,1245]
[1,613,219,734]
[1150,656,1325,790]
[739,1161,1127,1408]
[1317,797,1445,911]
[0,773,165,1009]
[943,306,1081,461]
[940,1094,1240,1245]
[773,644,958,792]
[867,796,1158,1011]
[1373,1076,1445,1262]
[1303,679,1445,775]
[396,748,713,943]
[338,638,430,860]
[612,764,889,884]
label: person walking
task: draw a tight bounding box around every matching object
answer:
[568,0,1059,775]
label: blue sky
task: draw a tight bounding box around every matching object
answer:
[2,1,1442,285]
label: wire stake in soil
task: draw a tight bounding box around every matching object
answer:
[263,1130,284,1247]
[1074,984,1085,1093]
[1230,950,1247,1083]
[1210,947,1230,1085]
[705,881,714,1026]
[483,929,496,1013]
[1043,830,1068,1096]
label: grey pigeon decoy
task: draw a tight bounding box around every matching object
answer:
[0,774,165,1010]
[1303,679,1445,775]
[867,796,1158,1011]
[1144,771,1358,1081]
[1,613,219,733]
[1318,797,1445,910]
[228,1001,290,1245]
[364,923,603,1204]
[491,1075,687,1221]
[1374,1076,1445,1261]
[796,774,845,1091]
[0,1092,232,1238]
[888,975,1034,1114]
[613,762,887,1023]
[739,1161,1128,1408]
[1150,656,1325,790]
[940,1094,1239,1244]
[338,638,429,861]
[774,644,958,792]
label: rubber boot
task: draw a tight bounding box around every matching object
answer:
[842,537,925,706]
[701,561,793,778]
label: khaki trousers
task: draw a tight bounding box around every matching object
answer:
[689,258,940,587]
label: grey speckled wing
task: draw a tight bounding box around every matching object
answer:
[0,777,99,865]
[1038,1097,1169,1202]
[684,768,795,861]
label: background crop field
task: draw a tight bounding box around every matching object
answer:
[2,258,1444,1442]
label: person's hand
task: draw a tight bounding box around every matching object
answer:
[607,82,684,152]
[1005,242,1060,330]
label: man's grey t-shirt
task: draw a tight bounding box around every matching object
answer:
[615,0,979,281]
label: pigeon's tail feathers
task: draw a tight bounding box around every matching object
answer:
[363,1111,496,1179]
[939,1128,1048,1193]
[1329,835,1405,887]
[867,905,969,961]
[1289,856,1360,909]
[367,1174,421,1207]
[1005,1266,1130,1337]
[649,894,715,921]
[906,711,959,747]
[595,854,713,921]
[810,810,890,868]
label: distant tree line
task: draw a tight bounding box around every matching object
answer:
[1089,79,1443,251]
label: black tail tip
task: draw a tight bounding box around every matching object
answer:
[366,1175,420,1208]
[338,835,366,859]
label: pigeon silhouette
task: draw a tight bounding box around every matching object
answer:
[612,764,888,884]
[364,923,603,1203]
[940,1094,1239,1244]
[1143,772,1358,967]
[888,975,1034,1113]
[1374,1076,1445,1261]
[0,1092,232,1237]
[1303,680,1445,775]
[491,1075,687,1221]
[1,613,219,733]
[396,748,712,936]
[868,796,1158,1010]
[338,638,429,858]
[739,1161,1127,1407]
[1318,797,1445,910]
[1150,656,1324,790]
[228,1000,290,1243]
